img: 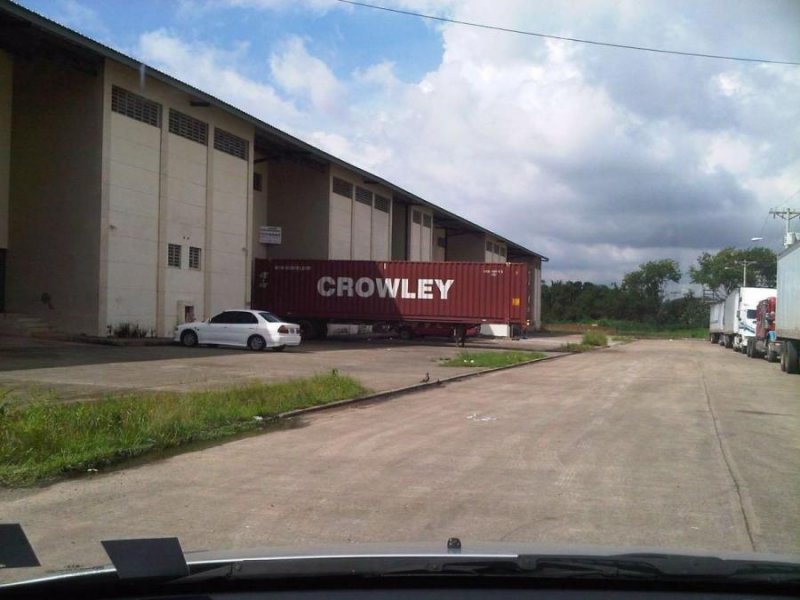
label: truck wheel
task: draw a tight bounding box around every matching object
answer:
[724,335,733,349]
[766,348,778,363]
[746,340,754,358]
[398,326,413,340]
[298,320,317,341]
[781,346,787,372]
[787,341,800,375]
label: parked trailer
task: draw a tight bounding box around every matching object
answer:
[776,242,800,374]
[708,301,725,343]
[720,287,776,352]
[746,297,781,362]
[252,259,531,342]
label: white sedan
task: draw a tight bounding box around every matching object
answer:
[174,310,302,352]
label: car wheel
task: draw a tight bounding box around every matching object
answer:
[272,345,286,352]
[181,330,198,348]
[248,335,266,351]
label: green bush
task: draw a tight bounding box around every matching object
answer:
[582,330,608,347]
[112,322,149,338]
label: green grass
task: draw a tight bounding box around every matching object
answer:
[558,343,597,353]
[581,330,608,346]
[0,373,366,487]
[441,350,546,368]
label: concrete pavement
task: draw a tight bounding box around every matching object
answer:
[1,338,798,581]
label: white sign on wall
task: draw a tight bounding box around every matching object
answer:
[259,226,282,245]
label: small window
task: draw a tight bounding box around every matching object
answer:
[355,186,372,206]
[253,172,263,192]
[111,86,161,127]
[375,195,390,213]
[746,309,757,319]
[499,245,506,257]
[486,240,493,252]
[332,177,353,198]
[412,210,422,225]
[422,214,432,228]
[214,128,248,160]
[189,246,202,270]
[168,243,181,268]
[168,109,208,145]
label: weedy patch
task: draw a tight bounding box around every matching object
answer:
[441,351,546,368]
[0,373,366,487]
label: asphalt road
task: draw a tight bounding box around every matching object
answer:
[2,339,798,580]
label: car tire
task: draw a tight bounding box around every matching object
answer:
[272,345,286,352]
[248,335,266,351]
[181,330,198,348]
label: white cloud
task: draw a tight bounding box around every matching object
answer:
[52,0,109,39]
[132,0,800,282]
[269,36,346,114]
[135,30,302,130]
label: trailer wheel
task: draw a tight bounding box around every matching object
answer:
[298,320,317,341]
[724,335,733,349]
[787,341,800,375]
[398,326,413,341]
[780,346,787,371]
[767,347,778,363]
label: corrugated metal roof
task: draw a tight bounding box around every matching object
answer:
[0,0,547,261]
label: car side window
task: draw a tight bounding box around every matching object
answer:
[238,312,258,324]
[209,312,230,324]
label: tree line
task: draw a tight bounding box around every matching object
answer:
[542,247,777,326]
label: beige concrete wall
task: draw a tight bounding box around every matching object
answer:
[207,149,249,317]
[7,54,103,333]
[267,160,329,259]
[0,50,11,250]
[352,193,372,259]
[105,110,160,331]
[164,133,207,328]
[329,167,393,260]
[102,61,254,334]
[407,206,433,262]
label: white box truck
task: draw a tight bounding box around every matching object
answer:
[708,301,725,343]
[720,287,776,352]
[776,242,800,374]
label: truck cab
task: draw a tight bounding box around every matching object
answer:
[747,296,781,362]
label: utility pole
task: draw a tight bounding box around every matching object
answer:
[770,208,800,248]
[736,259,756,286]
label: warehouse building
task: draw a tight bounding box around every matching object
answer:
[0,1,546,338]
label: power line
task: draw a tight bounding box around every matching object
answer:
[337,0,800,66]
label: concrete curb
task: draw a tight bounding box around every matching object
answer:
[276,352,572,420]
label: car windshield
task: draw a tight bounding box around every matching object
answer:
[1,0,798,590]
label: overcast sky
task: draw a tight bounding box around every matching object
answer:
[19,0,800,284]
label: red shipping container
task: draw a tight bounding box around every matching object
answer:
[253,259,530,326]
